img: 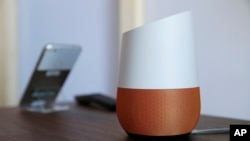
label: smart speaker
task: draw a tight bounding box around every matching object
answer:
[116,11,200,139]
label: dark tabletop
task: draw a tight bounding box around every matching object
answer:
[0,104,249,141]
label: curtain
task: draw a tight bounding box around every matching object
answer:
[0,0,18,107]
[119,0,145,34]
[118,0,145,60]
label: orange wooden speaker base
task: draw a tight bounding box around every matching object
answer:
[116,87,200,137]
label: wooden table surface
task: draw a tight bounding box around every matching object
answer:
[0,104,249,141]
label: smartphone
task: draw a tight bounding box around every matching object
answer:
[19,43,81,112]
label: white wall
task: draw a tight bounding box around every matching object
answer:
[145,0,250,120]
[17,0,119,101]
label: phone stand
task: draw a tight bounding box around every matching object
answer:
[21,100,69,114]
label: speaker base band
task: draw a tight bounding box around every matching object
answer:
[117,87,200,135]
[127,132,190,141]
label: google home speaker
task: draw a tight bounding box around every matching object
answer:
[116,11,200,139]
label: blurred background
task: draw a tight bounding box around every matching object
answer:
[0,0,250,120]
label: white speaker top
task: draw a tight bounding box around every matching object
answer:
[119,11,199,89]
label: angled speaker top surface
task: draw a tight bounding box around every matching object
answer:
[119,11,198,89]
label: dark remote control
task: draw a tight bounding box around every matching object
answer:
[75,94,116,111]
